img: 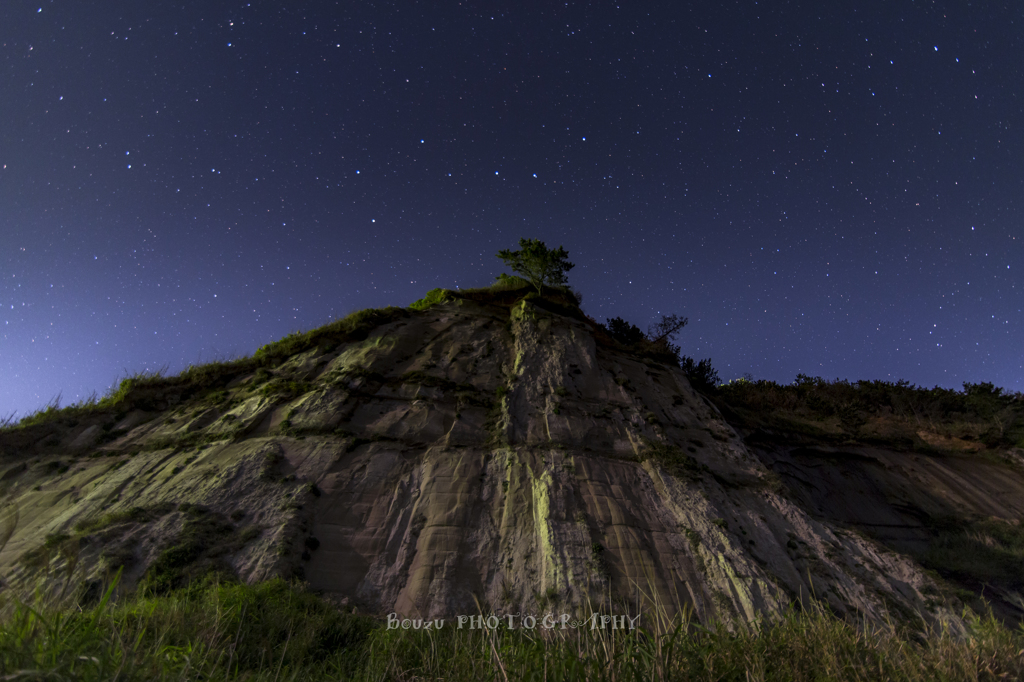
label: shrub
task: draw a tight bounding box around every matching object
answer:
[599,314,690,367]
[73,505,171,534]
[714,375,1024,449]
[409,288,454,311]
[605,317,646,345]
[639,438,710,481]
[681,356,721,391]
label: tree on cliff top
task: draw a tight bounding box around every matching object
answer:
[496,238,574,294]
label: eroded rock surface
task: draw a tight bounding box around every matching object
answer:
[1,297,1020,631]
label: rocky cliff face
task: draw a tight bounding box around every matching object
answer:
[1,292,1020,630]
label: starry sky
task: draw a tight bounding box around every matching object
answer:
[2,1,1022,419]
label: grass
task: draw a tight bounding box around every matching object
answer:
[16,501,267,600]
[252,307,407,365]
[73,504,176,535]
[0,570,1022,681]
[137,504,246,597]
[639,438,710,482]
[0,306,408,434]
[916,515,1024,594]
[433,275,587,316]
[409,285,488,313]
[140,430,238,453]
[259,379,312,400]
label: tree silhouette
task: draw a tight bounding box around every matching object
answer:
[647,314,688,343]
[496,238,574,294]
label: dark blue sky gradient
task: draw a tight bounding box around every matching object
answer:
[2,1,1022,418]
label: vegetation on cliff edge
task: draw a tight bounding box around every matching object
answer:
[714,374,1024,450]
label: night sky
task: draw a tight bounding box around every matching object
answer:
[2,1,1022,420]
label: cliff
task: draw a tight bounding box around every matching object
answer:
[1,285,1021,631]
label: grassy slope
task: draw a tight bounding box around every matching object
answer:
[1,570,1022,681]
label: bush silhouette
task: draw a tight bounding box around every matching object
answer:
[681,356,721,391]
[605,317,646,345]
